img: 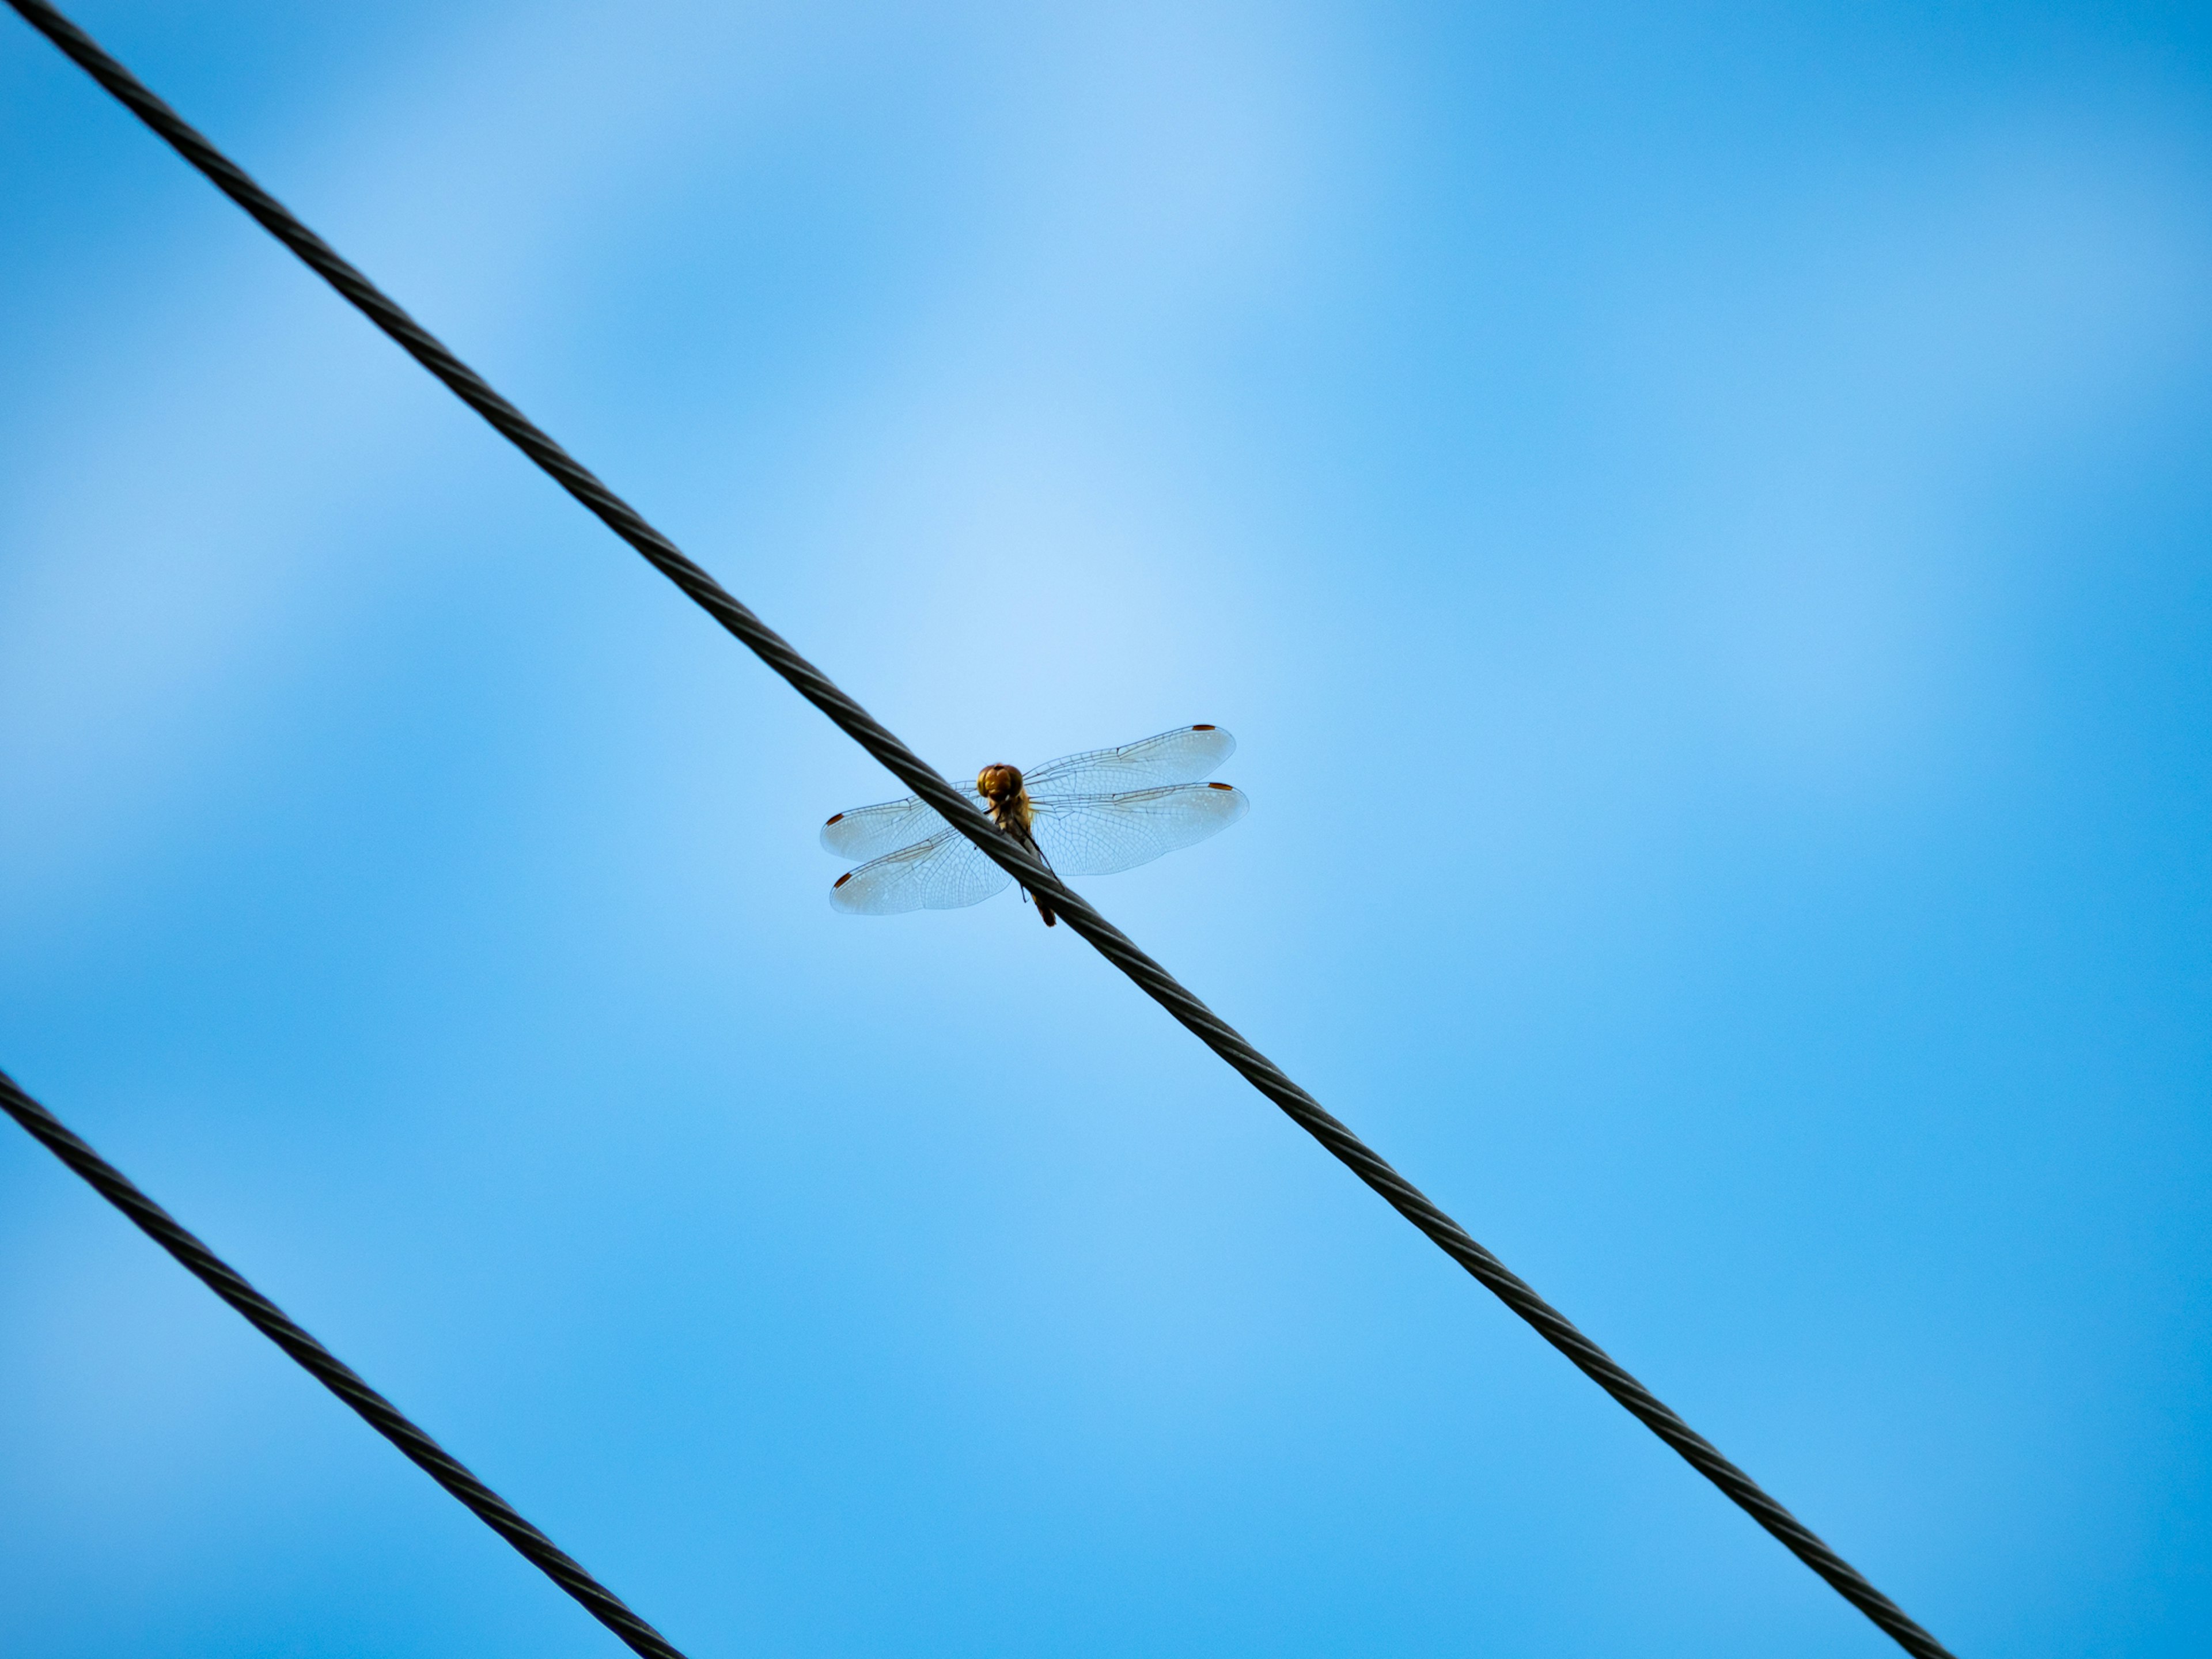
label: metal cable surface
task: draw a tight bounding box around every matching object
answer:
[6,3,1956,1654]
[0,1067,690,1659]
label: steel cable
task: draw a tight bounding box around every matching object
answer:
[0,1067,691,1659]
[6,3,1956,1654]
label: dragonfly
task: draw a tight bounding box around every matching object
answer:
[821,725,1248,925]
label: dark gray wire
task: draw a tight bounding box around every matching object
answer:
[0,1067,691,1659]
[4,3,1957,1654]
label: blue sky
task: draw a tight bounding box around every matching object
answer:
[3,2,2209,1654]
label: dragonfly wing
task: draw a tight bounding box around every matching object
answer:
[1029,782,1249,877]
[1022,726,1235,796]
[820,782,983,861]
[831,828,1013,915]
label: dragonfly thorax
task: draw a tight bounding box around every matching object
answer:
[976,764,1033,833]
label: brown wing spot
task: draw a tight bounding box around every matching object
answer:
[1192,724,1216,730]
[834,872,854,888]
[826,812,844,824]
[1209,781,1234,790]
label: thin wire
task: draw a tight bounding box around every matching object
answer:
[5,3,1957,1654]
[0,1067,691,1659]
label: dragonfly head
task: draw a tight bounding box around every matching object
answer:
[976,763,1025,805]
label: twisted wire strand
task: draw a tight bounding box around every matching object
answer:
[0,1067,690,1659]
[6,3,1955,1654]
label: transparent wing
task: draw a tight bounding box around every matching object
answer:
[1024,725,1235,797]
[830,828,1012,915]
[820,781,984,861]
[1029,782,1249,878]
